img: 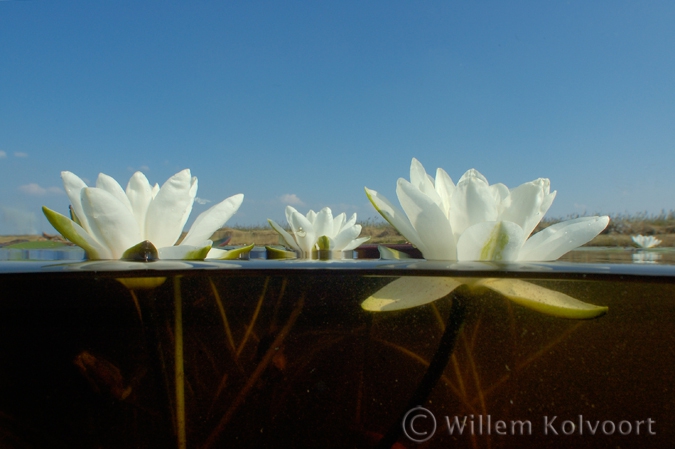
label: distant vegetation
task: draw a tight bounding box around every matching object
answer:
[3,211,675,248]
[217,211,675,247]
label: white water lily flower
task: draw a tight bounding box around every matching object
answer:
[362,158,610,318]
[43,169,244,260]
[268,206,370,257]
[631,234,661,249]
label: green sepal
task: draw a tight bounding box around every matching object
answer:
[265,246,297,259]
[69,205,83,227]
[378,245,412,260]
[182,245,212,260]
[42,206,103,259]
[215,243,255,260]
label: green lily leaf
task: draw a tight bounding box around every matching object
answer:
[361,276,463,312]
[476,278,608,319]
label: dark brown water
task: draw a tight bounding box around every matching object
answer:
[0,255,673,448]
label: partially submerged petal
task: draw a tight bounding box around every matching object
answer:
[377,245,412,260]
[158,242,212,260]
[181,193,244,246]
[361,277,462,311]
[206,243,254,260]
[42,206,111,259]
[457,221,525,261]
[477,278,608,319]
[518,216,610,261]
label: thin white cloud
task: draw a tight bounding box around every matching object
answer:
[18,183,63,196]
[14,152,28,158]
[280,193,304,206]
[194,197,211,205]
[0,150,6,158]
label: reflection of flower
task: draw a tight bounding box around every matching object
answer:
[268,206,370,258]
[631,234,661,249]
[43,169,244,260]
[362,158,609,318]
[632,251,661,264]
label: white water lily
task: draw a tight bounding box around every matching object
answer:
[43,169,244,260]
[268,206,370,257]
[362,158,610,318]
[631,234,661,249]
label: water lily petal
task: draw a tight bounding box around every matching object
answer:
[450,169,498,238]
[181,194,244,246]
[126,172,154,236]
[457,221,525,261]
[145,169,196,248]
[500,178,553,239]
[518,216,609,261]
[61,171,91,233]
[342,236,370,251]
[361,277,462,311]
[268,218,300,252]
[41,206,111,259]
[365,187,428,254]
[332,212,347,235]
[490,183,510,206]
[313,208,334,240]
[477,278,608,319]
[332,224,361,250]
[410,158,442,207]
[81,188,142,259]
[96,173,133,212]
[158,242,212,260]
[435,167,455,218]
[396,179,456,260]
[287,207,316,255]
[206,243,254,260]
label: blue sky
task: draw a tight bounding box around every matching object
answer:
[1,1,674,235]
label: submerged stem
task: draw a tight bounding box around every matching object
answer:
[173,276,186,449]
[376,288,468,449]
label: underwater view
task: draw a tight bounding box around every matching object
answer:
[0,253,673,448]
